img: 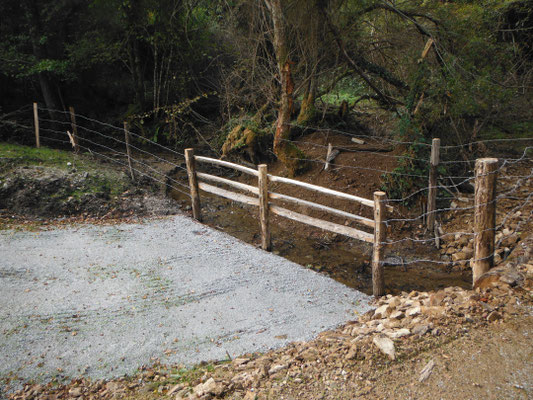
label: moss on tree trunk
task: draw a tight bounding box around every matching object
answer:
[268,0,307,176]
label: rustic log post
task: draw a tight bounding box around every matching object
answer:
[258,164,271,251]
[185,148,201,221]
[427,138,440,231]
[473,158,498,285]
[33,102,40,148]
[68,106,80,153]
[123,121,135,181]
[372,191,387,297]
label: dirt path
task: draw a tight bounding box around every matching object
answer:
[369,314,533,400]
[0,215,371,393]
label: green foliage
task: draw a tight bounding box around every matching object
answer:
[0,0,531,169]
[126,93,214,147]
[318,76,365,107]
[381,115,431,203]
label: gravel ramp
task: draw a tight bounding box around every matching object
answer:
[0,215,371,387]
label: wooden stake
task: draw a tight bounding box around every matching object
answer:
[185,148,201,221]
[69,106,80,153]
[324,143,340,171]
[427,138,440,231]
[473,158,498,285]
[325,143,332,171]
[258,164,271,251]
[123,121,135,181]
[33,102,40,148]
[420,38,434,60]
[372,191,387,297]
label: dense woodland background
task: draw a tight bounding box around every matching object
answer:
[1,0,532,195]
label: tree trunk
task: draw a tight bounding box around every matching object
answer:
[128,38,146,111]
[297,79,317,125]
[273,60,293,154]
[266,0,306,175]
[26,0,61,118]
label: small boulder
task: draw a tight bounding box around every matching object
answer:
[406,306,421,317]
[268,364,288,376]
[386,328,411,339]
[374,304,392,319]
[68,387,82,397]
[193,378,217,397]
[390,310,405,320]
[412,324,430,336]
[373,335,396,360]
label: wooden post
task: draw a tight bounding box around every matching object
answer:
[427,138,440,231]
[325,143,333,171]
[372,191,387,297]
[68,106,80,153]
[33,103,40,148]
[258,164,271,251]
[123,121,135,181]
[473,158,498,285]
[185,148,201,221]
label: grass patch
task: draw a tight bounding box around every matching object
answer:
[0,142,96,170]
[316,76,367,107]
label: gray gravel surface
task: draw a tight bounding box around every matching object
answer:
[0,215,371,389]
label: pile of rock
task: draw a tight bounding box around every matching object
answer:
[438,224,522,270]
[167,277,531,400]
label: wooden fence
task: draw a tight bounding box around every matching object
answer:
[184,148,389,297]
[29,105,503,292]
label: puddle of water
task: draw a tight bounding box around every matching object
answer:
[171,190,471,295]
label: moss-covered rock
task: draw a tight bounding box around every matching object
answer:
[274,141,309,177]
[221,124,272,165]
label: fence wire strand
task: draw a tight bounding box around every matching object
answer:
[37,106,186,158]
[8,106,533,271]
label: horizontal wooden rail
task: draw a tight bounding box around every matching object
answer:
[270,205,374,243]
[197,171,374,228]
[195,156,259,176]
[269,192,375,228]
[197,172,259,195]
[196,182,373,241]
[268,174,374,208]
[198,182,259,207]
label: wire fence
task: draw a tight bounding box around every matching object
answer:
[280,124,532,273]
[1,104,532,280]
